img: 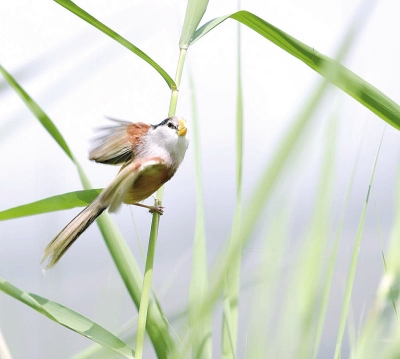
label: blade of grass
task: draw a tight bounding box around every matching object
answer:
[245,208,290,359]
[0,64,74,161]
[188,70,212,359]
[0,64,176,358]
[54,0,176,90]
[179,0,209,49]
[334,126,386,359]
[312,114,364,359]
[280,115,337,359]
[188,6,370,332]
[189,47,347,332]
[352,144,400,359]
[376,166,400,359]
[0,63,91,188]
[189,10,400,131]
[188,73,324,351]
[134,211,161,359]
[0,189,102,220]
[0,277,135,359]
[73,249,192,359]
[311,6,375,355]
[221,16,243,359]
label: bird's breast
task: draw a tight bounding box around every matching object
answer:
[123,162,176,204]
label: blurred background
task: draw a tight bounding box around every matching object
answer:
[1,0,400,357]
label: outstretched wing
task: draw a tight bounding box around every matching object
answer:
[89,117,150,165]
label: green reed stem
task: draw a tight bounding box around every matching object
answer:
[134,48,187,359]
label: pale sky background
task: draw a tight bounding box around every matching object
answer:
[1,0,400,358]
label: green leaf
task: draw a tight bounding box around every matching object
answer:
[0,277,135,358]
[190,10,400,131]
[188,72,212,358]
[0,64,74,160]
[179,0,209,49]
[55,0,176,90]
[0,189,102,221]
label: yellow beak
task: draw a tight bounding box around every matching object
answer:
[177,118,187,137]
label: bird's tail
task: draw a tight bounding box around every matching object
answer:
[42,199,106,269]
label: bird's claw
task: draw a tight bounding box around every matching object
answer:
[149,205,164,215]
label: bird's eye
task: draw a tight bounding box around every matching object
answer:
[167,122,176,129]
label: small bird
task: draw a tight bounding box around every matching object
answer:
[42,116,189,269]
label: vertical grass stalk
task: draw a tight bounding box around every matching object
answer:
[221,17,243,359]
[134,48,187,359]
[188,70,212,359]
[334,127,386,359]
[312,115,363,358]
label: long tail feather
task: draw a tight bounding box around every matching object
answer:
[42,199,106,269]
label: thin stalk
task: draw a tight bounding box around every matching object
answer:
[188,70,212,359]
[222,17,243,359]
[134,205,161,359]
[334,127,386,359]
[312,116,363,358]
[169,49,187,117]
[134,48,187,359]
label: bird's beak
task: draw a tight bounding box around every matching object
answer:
[177,118,187,137]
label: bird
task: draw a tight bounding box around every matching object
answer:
[42,116,189,269]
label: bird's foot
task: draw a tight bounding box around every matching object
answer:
[149,205,164,215]
[134,202,164,215]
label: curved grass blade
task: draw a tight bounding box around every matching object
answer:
[0,64,74,160]
[0,63,90,188]
[54,0,176,90]
[179,0,209,49]
[190,10,400,131]
[0,277,135,358]
[0,189,102,221]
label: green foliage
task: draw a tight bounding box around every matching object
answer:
[179,0,209,49]
[0,278,135,358]
[0,190,101,220]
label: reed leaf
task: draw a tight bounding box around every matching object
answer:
[0,277,135,359]
[0,190,101,221]
[54,0,176,90]
[190,10,400,131]
[0,64,74,160]
[179,0,209,49]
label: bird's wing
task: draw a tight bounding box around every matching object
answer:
[98,158,164,213]
[89,117,151,165]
